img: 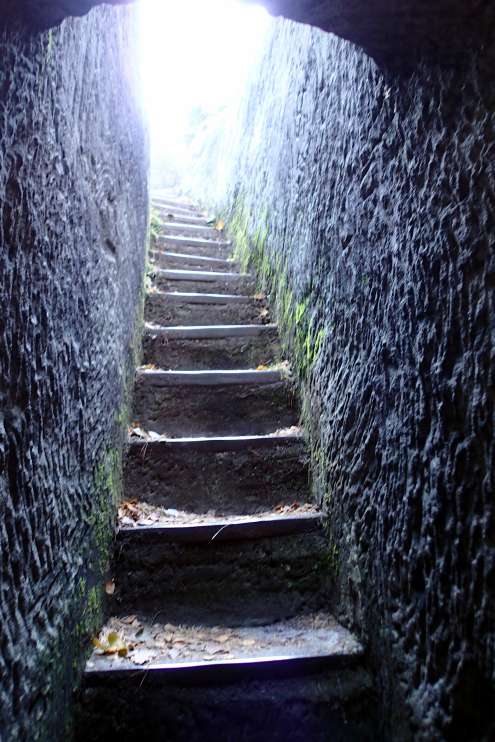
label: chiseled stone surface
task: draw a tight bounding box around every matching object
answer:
[190,19,495,742]
[0,7,147,740]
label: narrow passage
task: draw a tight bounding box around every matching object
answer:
[76,195,371,741]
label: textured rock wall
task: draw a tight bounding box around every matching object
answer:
[0,7,148,740]
[189,20,495,741]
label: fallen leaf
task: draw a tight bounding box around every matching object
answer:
[256,364,269,371]
[253,292,266,301]
[93,632,129,656]
[215,219,225,232]
[217,633,232,643]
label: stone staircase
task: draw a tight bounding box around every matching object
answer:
[75,195,373,741]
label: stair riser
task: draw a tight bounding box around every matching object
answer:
[124,440,309,514]
[142,333,281,370]
[150,252,236,272]
[110,531,330,623]
[132,381,297,437]
[155,240,232,258]
[154,274,256,295]
[144,294,264,326]
[76,671,375,742]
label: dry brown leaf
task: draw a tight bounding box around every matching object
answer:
[215,219,225,231]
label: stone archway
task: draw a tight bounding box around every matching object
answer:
[3,0,494,62]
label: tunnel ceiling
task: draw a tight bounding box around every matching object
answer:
[1,1,494,64]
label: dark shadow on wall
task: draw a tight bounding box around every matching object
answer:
[0,6,148,740]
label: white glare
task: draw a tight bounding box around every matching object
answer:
[138,0,270,183]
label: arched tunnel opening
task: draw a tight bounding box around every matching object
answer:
[0,2,494,741]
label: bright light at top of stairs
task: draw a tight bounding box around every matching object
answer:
[138,0,271,152]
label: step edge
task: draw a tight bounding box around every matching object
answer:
[117,513,323,544]
[135,369,283,386]
[157,251,236,264]
[143,323,277,338]
[127,433,304,450]
[156,269,251,280]
[84,650,364,685]
[146,290,253,303]
[158,236,232,247]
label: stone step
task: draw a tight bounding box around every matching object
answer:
[142,323,280,370]
[152,268,255,295]
[156,237,232,258]
[77,616,372,742]
[158,234,232,250]
[108,525,331,622]
[132,369,297,437]
[124,434,309,514]
[118,511,322,544]
[150,249,237,272]
[153,206,210,226]
[152,196,199,213]
[144,291,267,326]
[161,222,223,239]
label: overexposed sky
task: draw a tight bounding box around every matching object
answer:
[138,0,270,153]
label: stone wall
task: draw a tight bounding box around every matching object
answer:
[0,7,148,740]
[189,20,495,741]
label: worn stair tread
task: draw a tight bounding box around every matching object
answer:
[144,323,277,339]
[155,250,236,267]
[156,268,249,282]
[148,290,254,304]
[86,611,363,680]
[118,511,322,544]
[161,222,223,235]
[159,235,232,249]
[136,368,285,386]
[119,501,317,529]
[156,215,211,227]
[152,197,198,211]
[154,207,206,222]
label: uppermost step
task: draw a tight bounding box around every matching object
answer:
[152,196,198,214]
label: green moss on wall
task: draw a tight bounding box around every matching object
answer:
[229,194,325,388]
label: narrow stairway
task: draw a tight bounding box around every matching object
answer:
[76,194,373,741]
